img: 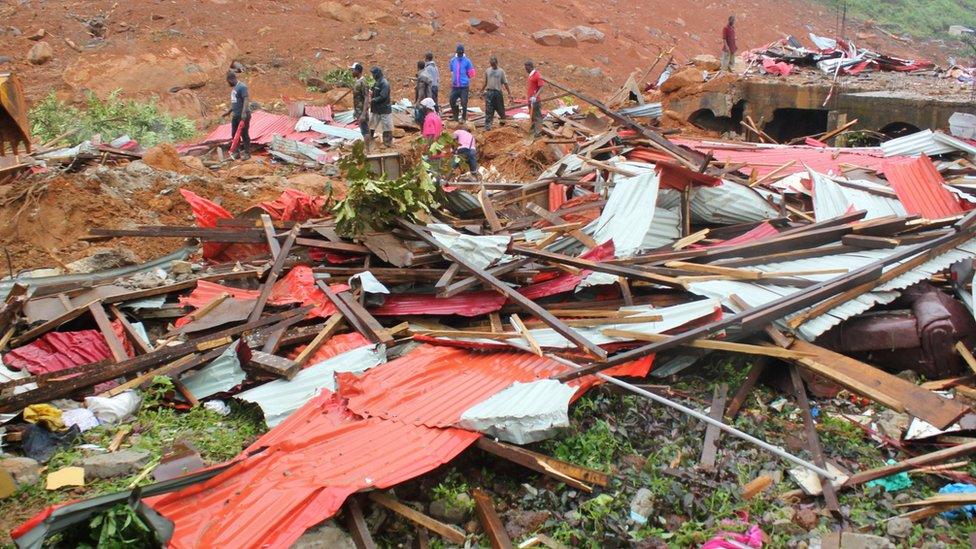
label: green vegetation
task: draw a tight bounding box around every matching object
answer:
[333,141,439,236]
[545,419,628,473]
[430,471,475,514]
[60,503,161,548]
[299,66,372,92]
[819,0,976,39]
[29,91,196,148]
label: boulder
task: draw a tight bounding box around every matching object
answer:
[66,248,140,274]
[292,522,356,549]
[429,497,469,525]
[469,18,499,33]
[352,30,376,41]
[659,67,703,94]
[27,41,53,65]
[0,457,41,487]
[531,29,577,48]
[885,517,912,539]
[691,54,721,71]
[81,450,150,479]
[570,25,605,43]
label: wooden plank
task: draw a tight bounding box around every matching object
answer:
[10,299,96,347]
[293,313,344,366]
[699,383,728,469]
[414,330,519,340]
[368,492,466,544]
[841,234,900,249]
[725,359,767,421]
[489,313,503,333]
[513,245,686,289]
[294,238,370,254]
[956,342,976,375]
[260,311,309,355]
[789,365,841,516]
[315,282,392,345]
[510,314,543,356]
[665,260,762,280]
[845,441,976,487]
[248,350,300,380]
[601,329,810,359]
[163,292,230,338]
[260,214,282,260]
[88,302,129,362]
[0,283,28,334]
[789,339,968,429]
[475,437,609,492]
[434,263,460,292]
[472,488,513,549]
[345,496,376,549]
[404,221,607,360]
[249,228,299,323]
[617,277,634,306]
[478,188,505,234]
[438,258,532,298]
[109,305,153,355]
[526,203,597,249]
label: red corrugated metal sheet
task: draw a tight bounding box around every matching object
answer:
[549,183,568,211]
[674,139,885,178]
[370,291,506,317]
[518,241,616,300]
[287,332,370,367]
[147,392,478,549]
[179,267,349,318]
[656,161,722,191]
[882,155,965,219]
[3,321,133,375]
[199,111,322,146]
[180,189,267,262]
[303,105,333,123]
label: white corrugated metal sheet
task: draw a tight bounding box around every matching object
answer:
[428,223,510,270]
[539,154,586,179]
[457,379,577,444]
[810,170,906,220]
[617,103,663,119]
[691,181,781,224]
[180,343,247,400]
[590,169,661,257]
[880,130,976,158]
[642,207,682,250]
[237,345,384,427]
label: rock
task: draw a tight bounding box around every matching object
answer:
[66,248,140,274]
[352,30,376,41]
[819,532,895,549]
[895,369,919,383]
[0,56,11,65]
[81,450,150,479]
[169,260,195,275]
[159,89,206,119]
[531,29,578,47]
[27,41,53,65]
[429,498,468,525]
[630,487,654,524]
[794,507,819,530]
[27,28,45,41]
[179,155,206,172]
[920,542,948,549]
[885,517,912,539]
[570,25,605,43]
[144,143,195,174]
[876,410,911,440]
[0,457,41,487]
[660,67,704,94]
[691,54,722,71]
[292,521,355,549]
[503,510,550,540]
[316,2,394,24]
[469,18,499,33]
[316,1,354,22]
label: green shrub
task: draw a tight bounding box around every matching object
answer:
[819,0,976,39]
[29,91,196,147]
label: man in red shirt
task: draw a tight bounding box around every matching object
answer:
[525,60,544,138]
[721,15,737,72]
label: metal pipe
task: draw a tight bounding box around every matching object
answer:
[544,353,837,480]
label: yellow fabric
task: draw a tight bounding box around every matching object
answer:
[23,404,65,431]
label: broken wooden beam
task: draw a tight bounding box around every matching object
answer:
[367,492,466,544]
[248,350,300,380]
[472,488,513,549]
[699,383,728,469]
[789,365,841,517]
[476,437,609,492]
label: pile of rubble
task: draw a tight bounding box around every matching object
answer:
[743,33,936,77]
[5,79,976,547]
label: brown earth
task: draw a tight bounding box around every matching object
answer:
[0,0,948,133]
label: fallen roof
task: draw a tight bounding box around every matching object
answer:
[882,155,966,219]
[676,138,886,178]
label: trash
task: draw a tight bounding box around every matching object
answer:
[45,467,85,490]
[85,391,141,424]
[23,404,65,431]
[203,400,231,416]
[61,408,99,432]
[938,483,976,520]
[865,460,913,493]
[22,424,80,462]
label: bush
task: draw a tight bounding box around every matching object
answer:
[29,91,196,147]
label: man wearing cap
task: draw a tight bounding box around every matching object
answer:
[368,66,393,148]
[222,70,251,160]
[448,44,475,122]
[480,56,512,131]
[525,60,545,138]
[351,63,370,141]
[423,52,440,110]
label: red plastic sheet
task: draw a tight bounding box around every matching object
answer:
[882,155,965,219]
[761,57,793,76]
[255,189,326,222]
[180,189,267,262]
[3,321,134,375]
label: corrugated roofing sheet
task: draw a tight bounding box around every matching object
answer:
[880,130,976,158]
[237,345,383,427]
[370,291,507,317]
[458,379,577,444]
[148,393,479,549]
[428,223,510,270]
[179,342,246,400]
[199,111,323,146]
[287,332,370,365]
[691,181,781,224]
[882,155,965,219]
[810,170,906,221]
[589,169,661,257]
[676,138,885,178]
[2,321,132,375]
[617,102,663,118]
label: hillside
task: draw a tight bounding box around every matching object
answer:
[820,0,976,39]
[0,0,949,132]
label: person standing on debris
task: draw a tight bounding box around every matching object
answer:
[721,15,737,72]
[449,44,476,122]
[452,126,479,179]
[222,70,251,160]
[420,97,446,182]
[368,66,393,149]
[415,60,434,125]
[351,63,370,142]
[480,56,512,131]
[525,60,545,138]
[424,52,440,111]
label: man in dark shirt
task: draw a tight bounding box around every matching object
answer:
[368,66,393,148]
[721,16,737,72]
[351,63,369,141]
[415,60,434,125]
[222,70,251,160]
[480,56,511,131]
[424,52,440,111]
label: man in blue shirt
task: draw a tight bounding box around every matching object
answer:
[448,44,475,122]
[222,70,251,160]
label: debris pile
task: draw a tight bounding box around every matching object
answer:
[744,33,935,77]
[5,79,976,547]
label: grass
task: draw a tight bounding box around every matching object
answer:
[819,0,976,39]
[29,91,196,148]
